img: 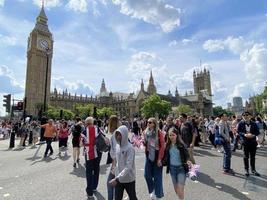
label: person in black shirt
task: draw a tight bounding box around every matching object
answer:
[237,112,260,177]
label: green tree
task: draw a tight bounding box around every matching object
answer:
[97,107,116,118]
[45,106,74,120]
[175,104,193,116]
[61,109,75,120]
[213,106,233,117]
[140,94,171,118]
[74,103,94,119]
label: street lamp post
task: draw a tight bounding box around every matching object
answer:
[43,48,51,114]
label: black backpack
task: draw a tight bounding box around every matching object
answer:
[72,124,81,138]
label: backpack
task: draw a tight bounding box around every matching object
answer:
[95,127,110,152]
[72,124,81,138]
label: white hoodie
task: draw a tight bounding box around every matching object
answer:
[115,125,136,183]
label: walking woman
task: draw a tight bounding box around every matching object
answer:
[72,122,82,168]
[107,115,120,200]
[164,127,191,200]
[58,121,69,156]
[143,118,165,200]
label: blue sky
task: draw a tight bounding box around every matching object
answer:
[0,0,267,116]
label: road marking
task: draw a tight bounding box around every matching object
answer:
[193,180,199,183]
[3,193,10,197]
[123,196,128,200]
[15,176,19,178]
[216,185,222,189]
[140,168,144,171]
[242,192,249,195]
[0,187,3,190]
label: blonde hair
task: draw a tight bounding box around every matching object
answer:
[85,117,94,125]
[108,115,119,133]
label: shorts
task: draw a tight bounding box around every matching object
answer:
[72,138,80,148]
[169,165,186,185]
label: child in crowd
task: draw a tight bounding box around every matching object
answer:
[109,125,138,200]
[164,127,191,200]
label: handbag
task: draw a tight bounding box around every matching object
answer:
[95,133,110,152]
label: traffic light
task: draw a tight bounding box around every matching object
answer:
[17,101,23,111]
[3,94,11,113]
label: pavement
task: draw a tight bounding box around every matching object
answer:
[0,138,266,200]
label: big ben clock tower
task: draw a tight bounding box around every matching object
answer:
[25,4,53,116]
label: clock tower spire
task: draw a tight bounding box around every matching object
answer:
[24,5,53,116]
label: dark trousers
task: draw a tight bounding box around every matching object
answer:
[40,128,45,141]
[85,153,102,196]
[28,131,33,145]
[22,134,28,146]
[243,143,257,171]
[115,181,138,200]
[9,131,15,148]
[44,137,53,155]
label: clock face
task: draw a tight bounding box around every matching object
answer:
[38,39,49,50]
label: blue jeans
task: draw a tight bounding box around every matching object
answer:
[107,169,115,200]
[144,158,164,198]
[85,153,102,196]
[222,141,231,170]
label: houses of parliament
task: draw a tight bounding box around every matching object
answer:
[24,6,213,118]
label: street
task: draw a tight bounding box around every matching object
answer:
[0,138,266,200]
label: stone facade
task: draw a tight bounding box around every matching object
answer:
[50,71,213,118]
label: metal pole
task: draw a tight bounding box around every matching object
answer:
[43,49,49,113]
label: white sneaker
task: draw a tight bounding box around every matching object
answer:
[150,192,156,200]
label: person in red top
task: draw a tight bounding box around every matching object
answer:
[58,121,69,156]
[143,117,165,200]
[41,119,57,157]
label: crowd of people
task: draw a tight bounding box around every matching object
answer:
[0,112,266,200]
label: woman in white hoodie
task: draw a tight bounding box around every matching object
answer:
[109,125,138,200]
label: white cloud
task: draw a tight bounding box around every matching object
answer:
[66,0,87,12]
[0,13,33,47]
[203,36,267,102]
[52,77,94,96]
[168,40,178,47]
[0,0,4,7]
[203,39,225,52]
[0,34,17,46]
[33,0,61,8]
[182,38,194,45]
[0,65,24,93]
[112,0,181,33]
[126,51,195,95]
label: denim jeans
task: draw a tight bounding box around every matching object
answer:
[169,165,186,185]
[222,140,231,170]
[144,158,164,198]
[85,153,102,196]
[107,169,115,200]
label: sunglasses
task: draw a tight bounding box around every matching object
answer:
[148,121,154,124]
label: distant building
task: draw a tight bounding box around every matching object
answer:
[227,97,244,115]
[24,6,213,118]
